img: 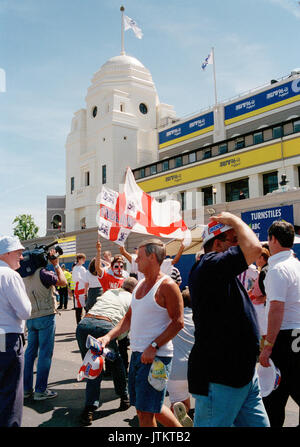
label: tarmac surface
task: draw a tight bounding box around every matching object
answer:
[21,297,299,429]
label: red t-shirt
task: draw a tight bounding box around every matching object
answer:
[98,269,124,292]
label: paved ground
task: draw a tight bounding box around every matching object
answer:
[22,298,299,428]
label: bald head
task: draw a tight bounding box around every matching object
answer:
[122,277,138,293]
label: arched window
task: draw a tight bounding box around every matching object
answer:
[51,214,62,230]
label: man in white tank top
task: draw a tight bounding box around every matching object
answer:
[98,239,185,427]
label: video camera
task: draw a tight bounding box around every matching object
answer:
[17,240,63,278]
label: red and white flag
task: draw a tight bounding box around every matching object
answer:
[96,168,191,246]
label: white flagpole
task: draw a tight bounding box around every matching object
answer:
[211,47,218,106]
[120,6,125,55]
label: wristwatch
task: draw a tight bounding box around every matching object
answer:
[264,339,274,348]
[54,264,60,270]
[151,341,159,350]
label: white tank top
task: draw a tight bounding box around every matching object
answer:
[130,275,173,357]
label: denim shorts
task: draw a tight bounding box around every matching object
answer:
[128,351,172,414]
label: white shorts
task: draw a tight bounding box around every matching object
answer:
[254,303,267,336]
[167,379,190,404]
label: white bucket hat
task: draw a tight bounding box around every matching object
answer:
[0,235,25,255]
[201,221,232,247]
[257,358,281,397]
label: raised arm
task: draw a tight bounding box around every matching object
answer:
[211,212,262,266]
[172,241,185,265]
[48,250,67,287]
[95,239,104,277]
[119,246,133,263]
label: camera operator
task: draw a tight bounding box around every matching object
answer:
[23,247,67,401]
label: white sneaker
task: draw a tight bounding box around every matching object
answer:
[34,389,58,401]
[173,402,193,427]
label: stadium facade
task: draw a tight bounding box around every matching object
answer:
[42,53,300,268]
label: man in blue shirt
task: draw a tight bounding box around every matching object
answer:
[188,212,269,427]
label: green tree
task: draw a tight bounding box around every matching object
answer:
[13,214,39,241]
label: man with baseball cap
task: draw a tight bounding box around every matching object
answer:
[188,212,270,427]
[0,235,32,426]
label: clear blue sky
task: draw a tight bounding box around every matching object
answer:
[0,0,299,237]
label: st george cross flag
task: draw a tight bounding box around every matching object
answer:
[96,168,191,247]
[123,15,143,39]
[201,51,213,70]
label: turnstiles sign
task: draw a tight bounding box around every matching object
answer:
[241,205,294,241]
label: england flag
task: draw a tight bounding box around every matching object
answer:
[96,168,191,247]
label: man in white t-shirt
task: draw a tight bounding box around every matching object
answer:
[0,236,31,426]
[72,253,88,324]
[259,221,300,427]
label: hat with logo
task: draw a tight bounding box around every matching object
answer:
[201,221,232,247]
[257,358,281,397]
[0,235,25,255]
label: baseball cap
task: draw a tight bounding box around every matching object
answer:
[201,221,232,247]
[0,235,25,255]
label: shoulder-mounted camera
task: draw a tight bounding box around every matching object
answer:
[17,240,63,278]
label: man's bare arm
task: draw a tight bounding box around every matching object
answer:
[97,307,132,347]
[119,246,133,263]
[49,250,67,287]
[95,239,104,276]
[259,301,284,367]
[172,242,185,265]
[141,279,184,364]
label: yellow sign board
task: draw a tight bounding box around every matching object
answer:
[57,236,77,258]
[138,137,300,193]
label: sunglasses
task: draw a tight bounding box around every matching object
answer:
[224,237,238,244]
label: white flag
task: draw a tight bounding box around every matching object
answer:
[123,15,143,39]
[201,52,213,70]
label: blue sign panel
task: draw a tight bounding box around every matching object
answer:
[241,205,294,241]
[225,78,300,122]
[159,111,214,147]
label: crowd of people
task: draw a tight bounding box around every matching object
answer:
[0,212,299,427]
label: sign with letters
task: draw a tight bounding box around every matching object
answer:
[158,111,214,149]
[225,78,300,124]
[241,205,294,241]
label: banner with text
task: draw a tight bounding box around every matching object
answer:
[225,78,300,125]
[241,205,294,241]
